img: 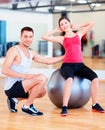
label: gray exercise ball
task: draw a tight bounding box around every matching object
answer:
[47,69,91,108]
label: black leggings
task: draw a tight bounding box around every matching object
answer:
[60,63,98,81]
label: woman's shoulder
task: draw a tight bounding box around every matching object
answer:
[76,32,82,39]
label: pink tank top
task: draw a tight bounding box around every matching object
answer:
[63,35,83,63]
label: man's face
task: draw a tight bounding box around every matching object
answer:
[20,30,34,47]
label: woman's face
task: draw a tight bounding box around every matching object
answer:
[59,18,71,32]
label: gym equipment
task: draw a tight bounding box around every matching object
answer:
[47,69,91,108]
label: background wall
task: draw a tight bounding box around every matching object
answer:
[0,9,53,57]
[0,9,105,57]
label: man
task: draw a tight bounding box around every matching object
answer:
[2,26,64,116]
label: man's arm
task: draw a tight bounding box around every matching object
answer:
[32,50,64,65]
[2,47,26,78]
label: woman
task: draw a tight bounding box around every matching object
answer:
[42,17,105,116]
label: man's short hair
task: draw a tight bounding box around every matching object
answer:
[21,27,34,35]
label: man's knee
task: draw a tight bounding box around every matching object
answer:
[38,87,46,98]
[36,74,47,88]
[40,74,47,83]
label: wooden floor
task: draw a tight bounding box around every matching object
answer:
[0,57,105,130]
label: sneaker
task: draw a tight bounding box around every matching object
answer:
[7,98,17,113]
[60,106,68,116]
[92,103,105,113]
[30,104,43,115]
[22,104,43,116]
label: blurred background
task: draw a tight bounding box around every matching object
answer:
[0,0,105,80]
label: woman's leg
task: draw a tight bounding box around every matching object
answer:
[60,64,74,116]
[91,78,99,104]
[76,64,105,113]
[61,77,73,116]
[62,77,73,106]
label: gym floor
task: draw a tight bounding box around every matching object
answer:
[0,57,105,130]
